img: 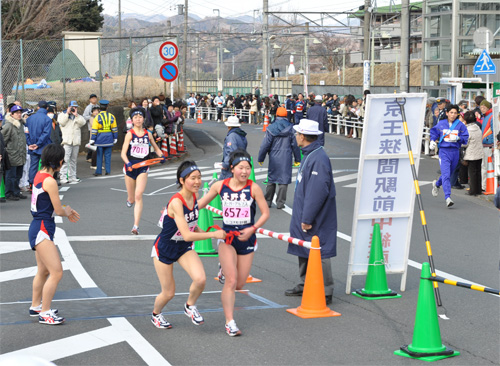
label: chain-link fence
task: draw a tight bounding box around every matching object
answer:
[2,36,176,109]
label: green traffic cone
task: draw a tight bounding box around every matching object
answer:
[202,182,215,229]
[38,159,42,171]
[352,224,401,300]
[193,207,218,257]
[0,176,5,199]
[212,171,218,182]
[395,262,459,361]
[209,174,222,219]
[249,157,256,182]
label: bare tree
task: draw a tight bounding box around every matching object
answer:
[2,0,73,40]
[310,32,355,72]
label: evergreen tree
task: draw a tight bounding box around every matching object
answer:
[68,0,104,32]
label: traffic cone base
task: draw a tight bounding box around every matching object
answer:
[287,236,341,319]
[246,275,262,283]
[352,290,401,300]
[353,224,401,301]
[394,262,458,362]
[286,306,341,319]
[394,347,459,362]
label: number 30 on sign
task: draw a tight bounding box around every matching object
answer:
[159,41,178,62]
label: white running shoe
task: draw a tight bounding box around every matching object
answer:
[184,303,204,325]
[126,200,134,208]
[431,180,439,197]
[151,313,172,329]
[218,262,225,284]
[29,304,58,317]
[60,179,68,184]
[39,310,65,325]
[131,225,139,235]
[225,319,241,337]
[446,197,454,208]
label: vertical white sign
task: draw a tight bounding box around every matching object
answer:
[363,60,371,91]
[346,93,426,294]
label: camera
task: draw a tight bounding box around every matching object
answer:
[70,108,76,113]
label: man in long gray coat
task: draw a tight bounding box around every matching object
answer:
[285,119,337,304]
[257,107,301,209]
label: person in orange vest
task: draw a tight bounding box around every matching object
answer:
[479,100,494,191]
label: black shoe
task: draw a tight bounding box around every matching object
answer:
[285,287,303,296]
[325,295,333,305]
[93,173,102,177]
[276,204,285,209]
[452,184,464,190]
[0,197,6,203]
[7,195,19,201]
[16,193,27,200]
[105,172,110,175]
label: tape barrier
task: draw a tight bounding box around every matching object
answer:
[423,275,500,295]
[206,205,315,250]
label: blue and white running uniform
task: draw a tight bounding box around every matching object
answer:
[28,172,56,250]
[124,128,150,179]
[219,178,257,255]
[152,193,199,264]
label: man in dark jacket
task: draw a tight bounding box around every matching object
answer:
[285,119,337,304]
[306,95,329,146]
[25,101,52,186]
[258,107,300,209]
[220,116,247,179]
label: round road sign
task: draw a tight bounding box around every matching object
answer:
[159,62,179,83]
[159,41,179,61]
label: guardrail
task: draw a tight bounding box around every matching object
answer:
[194,106,431,154]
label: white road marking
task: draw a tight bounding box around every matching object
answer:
[55,216,63,223]
[0,317,170,366]
[202,130,224,149]
[0,266,38,282]
[0,227,28,231]
[333,173,359,183]
[59,187,70,192]
[0,242,30,254]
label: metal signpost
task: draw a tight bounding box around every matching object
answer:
[159,41,179,100]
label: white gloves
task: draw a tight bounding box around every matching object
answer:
[113,139,117,144]
[429,140,436,150]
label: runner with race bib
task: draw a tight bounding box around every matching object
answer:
[199,150,269,337]
[150,161,226,329]
[121,107,164,235]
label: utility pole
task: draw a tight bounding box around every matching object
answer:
[196,36,199,81]
[304,22,309,96]
[118,0,122,73]
[400,0,409,92]
[263,0,269,96]
[183,0,188,98]
[363,0,371,60]
[0,0,3,118]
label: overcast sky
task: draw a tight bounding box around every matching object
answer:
[101,0,400,19]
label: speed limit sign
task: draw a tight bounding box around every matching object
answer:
[159,41,178,62]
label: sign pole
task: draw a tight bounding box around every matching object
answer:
[486,32,490,101]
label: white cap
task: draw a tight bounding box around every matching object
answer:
[225,116,241,127]
[293,119,323,135]
[314,95,322,101]
[286,93,292,97]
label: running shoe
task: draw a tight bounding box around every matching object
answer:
[151,313,172,329]
[431,180,439,197]
[446,197,454,208]
[29,305,59,317]
[131,225,139,235]
[184,303,204,325]
[69,178,81,183]
[39,310,65,325]
[225,320,241,337]
[126,200,134,208]
[218,262,225,284]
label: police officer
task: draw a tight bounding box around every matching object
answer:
[90,100,117,176]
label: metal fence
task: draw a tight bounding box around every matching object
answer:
[2,36,176,109]
[188,79,292,100]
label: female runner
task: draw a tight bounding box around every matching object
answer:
[151,161,226,329]
[28,143,80,324]
[199,150,269,336]
[121,107,164,235]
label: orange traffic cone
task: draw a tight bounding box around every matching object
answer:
[246,275,262,283]
[197,110,203,124]
[263,111,269,132]
[177,130,186,153]
[287,236,341,318]
[169,134,179,157]
[483,155,495,195]
[161,137,169,158]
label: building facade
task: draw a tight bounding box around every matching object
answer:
[422,0,500,97]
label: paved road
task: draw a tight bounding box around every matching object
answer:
[0,118,498,365]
